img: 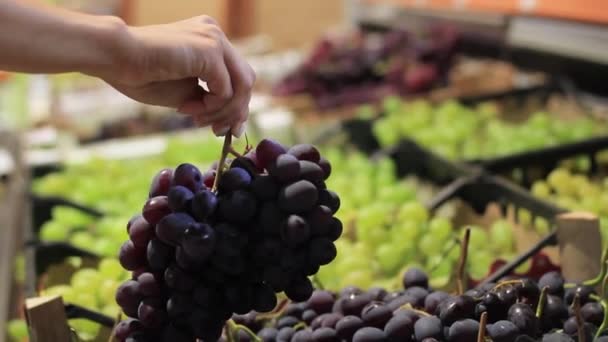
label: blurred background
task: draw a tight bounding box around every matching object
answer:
[1,1,608,341]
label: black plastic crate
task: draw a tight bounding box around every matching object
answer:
[382,139,567,285]
[466,135,608,187]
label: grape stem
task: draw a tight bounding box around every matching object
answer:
[312,275,325,290]
[456,227,471,295]
[567,245,608,289]
[491,280,525,292]
[293,322,308,331]
[573,294,584,342]
[255,298,290,321]
[211,132,233,193]
[227,319,262,342]
[595,300,608,340]
[228,146,244,158]
[397,303,430,317]
[536,286,549,318]
[477,311,487,342]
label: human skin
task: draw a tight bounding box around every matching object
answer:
[0,0,254,136]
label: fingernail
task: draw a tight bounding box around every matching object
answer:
[215,125,230,136]
[233,121,247,138]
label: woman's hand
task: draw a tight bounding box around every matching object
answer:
[106,16,255,137]
[0,1,254,136]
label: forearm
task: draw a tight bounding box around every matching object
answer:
[0,0,128,78]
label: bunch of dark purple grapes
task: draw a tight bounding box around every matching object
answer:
[113,139,342,341]
[226,269,608,342]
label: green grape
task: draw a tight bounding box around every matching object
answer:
[419,235,442,258]
[91,238,118,257]
[376,243,405,275]
[70,232,95,251]
[468,251,494,279]
[51,206,94,229]
[13,254,25,283]
[428,217,453,243]
[356,104,376,119]
[70,319,100,341]
[7,319,28,342]
[98,279,119,305]
[467,227,488,250]
[71,269,102,291]
[101,304,121,319]
[40,221,69,241]
[98,258,125,281]
[531,181,551,199]
[489,220,514,253]
[517,209,532,225]
[396,202,429,225]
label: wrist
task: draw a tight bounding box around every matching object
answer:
[79,15,133,81]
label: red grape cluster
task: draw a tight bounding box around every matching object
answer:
[113,139,342,341]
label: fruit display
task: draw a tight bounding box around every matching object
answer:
[273,26,459,109]
[112,138,342,341]
[214,228,608,342]
[317,149,519,291]
[371,98,602,160]
[532,167,608,246]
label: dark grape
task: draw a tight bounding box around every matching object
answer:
[516,279,540,307]
[277,327,296,342]
[259,201,285,235]
[303,309,318,324]
[342,293,374,316]
[119,240,146,271]
[202,170,215,188]
[384,315,414,342]
[312,327,339,342]
[540,295,568,331]
[220,167,252,191]
[292,329,314,342]
[137,298,167,327]
[361,302,392,329]
[479,292,508,323]
[326,218,343,241]
[581,302,603,326]
[564,285,595,305]
[307,290,335,314]
[252,174,279,200]
[308,238,337,265]
[541,332,574,341]
[136,272,161,296]
[252,283,278,312]
[403,268,429,289]
[285,276,313,302]
[414,316,444,341]
[386,294,417,312]
[115,280,142,317]
[340,286,363,298]
[486,320,519,342]
[299,160,325,182]
[252,237,282,266]
[317,157,331,179]
[403,287,429,308]
[161,324,192,341]
[447,319,479,342]
[318,189,340,214]
[277,316,300,329]
[172,163,203,192]
[218,190,257,224]
[191,188,218,221]
[146,238,173,271]
[508,303,538,336]
[166,293,194,318]
[149,168,173,198]
[288,144,320,163]
[164,264,196,292]
[424,291,450,315]
[256,139,287,169]
[113,318,143,340]
[181,223,215,260]
[269,154,301,183]
[142,196,171,225]
[538,271,565,298]
[281,215,311,246]
[258,327,279,342]
[367,287,388,301]
[167,185,194,212]
[278,180,318,213]
[352,327,386,342]
[155,212,194,246]
[128,217,153,248]
[439,296,476,325]
[336,315,364,341]
[307,205,333,236]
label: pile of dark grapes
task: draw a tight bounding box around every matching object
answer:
[113,139,342,341]
[226,269,608,342]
